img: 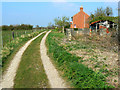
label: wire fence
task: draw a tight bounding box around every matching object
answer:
[2,29,41,47]
[66,28,90,39]
[66,28,118,39]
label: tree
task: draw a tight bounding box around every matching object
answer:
[94,7,106,17]
[2,25,9,31]
[36,25,39,29]
[47,22,53,29]
[2,24,33,31]
[87,13,94,24]
[9,25,14,31]
[91,14,94,19]
[105,6,113,16]
[54,16,69,33]
[48,22,52,26]
[89,6,115,24]
[54,17,62,28]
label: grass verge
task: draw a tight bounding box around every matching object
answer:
[46,31,114,88]
[14,33,50,88]
[2,40,29,73]
[2,30,44,74]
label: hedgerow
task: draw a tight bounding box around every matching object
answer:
[46,31,114,88]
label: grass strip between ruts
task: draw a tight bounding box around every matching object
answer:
[14,33,50,88]
[2,30,45,74]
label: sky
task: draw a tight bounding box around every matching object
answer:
[1,1,119,27]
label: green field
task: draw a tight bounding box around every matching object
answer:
[2,30,44,73]
[2,30,35,46]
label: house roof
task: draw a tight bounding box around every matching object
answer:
[72,11,89,18]
[70,22,72,24]
[89,16,118,24]
[90,20,101,25]
[90,20,116,25]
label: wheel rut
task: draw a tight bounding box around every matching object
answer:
[40,31,67,88]
[1,31,46,89]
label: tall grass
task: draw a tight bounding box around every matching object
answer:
[2,30,34,46]
[2,30,45,73]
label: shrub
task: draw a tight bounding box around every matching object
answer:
[74,28,78,31]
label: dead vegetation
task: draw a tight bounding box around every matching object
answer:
[58,33,118,87]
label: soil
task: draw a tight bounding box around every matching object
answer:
[59,34,119,87]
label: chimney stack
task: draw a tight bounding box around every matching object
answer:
[80,6,83,11]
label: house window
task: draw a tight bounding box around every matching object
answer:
[74,24,76,28]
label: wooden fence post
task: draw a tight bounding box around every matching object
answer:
[25,31,26,34]
[9,31,11,42]
[0,30,3,48]
[12,31,14,40]
[89,28,92,36]
[77,30,78,38]
[66,29,72,41]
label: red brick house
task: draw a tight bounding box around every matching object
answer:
[70,6,90,29]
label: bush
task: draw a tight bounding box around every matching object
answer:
[74,28,78,31]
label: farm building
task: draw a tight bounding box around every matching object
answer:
[70,6,90,29]
[90,20,118,33]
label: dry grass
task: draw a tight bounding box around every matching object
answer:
[58,34,118,87]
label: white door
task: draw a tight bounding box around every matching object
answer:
[74,24,76,28]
